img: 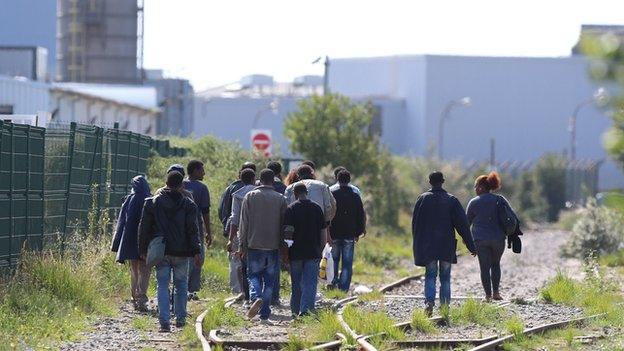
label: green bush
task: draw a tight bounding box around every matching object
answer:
[562,199,624,258]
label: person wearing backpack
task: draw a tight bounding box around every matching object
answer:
[466,171,517,302]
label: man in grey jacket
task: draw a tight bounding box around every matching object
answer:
[226,168,256,305]
[237,169,288,323]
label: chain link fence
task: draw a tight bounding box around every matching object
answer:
[0,120,186,269]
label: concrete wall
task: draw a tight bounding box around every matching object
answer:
[330,55,624,189]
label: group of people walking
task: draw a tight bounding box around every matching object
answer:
[412,170,520,316]
[111,155,519,330]
[112,159,366,330]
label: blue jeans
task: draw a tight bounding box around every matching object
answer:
[156,256,190,325]
[289,259,320,316]
[188,243,205,293]
[424,260,452,306]
[331,239,355,291]
[272,251,280,303]
[247,249,278,320]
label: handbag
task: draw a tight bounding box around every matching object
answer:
[496,195,518,236]
[146,236,166,267]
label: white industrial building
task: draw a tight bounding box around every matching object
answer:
[192,54,623,190]
[0,75,159,135]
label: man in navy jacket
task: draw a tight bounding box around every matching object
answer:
[411,171,476,315]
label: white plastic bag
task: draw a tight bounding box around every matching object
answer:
[319,244,334,284]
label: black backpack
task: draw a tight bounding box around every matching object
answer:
[496,195,518,236]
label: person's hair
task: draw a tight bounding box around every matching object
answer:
[187,160,204,176]
[167,164,185,176]
[293,183,308,196]
[297,165,315,180]
[266,161,282,177]
[259,169,275,185]
[333,166,347,179]
[428,171,445,186]
[475,171,501,192]
[284,168,300,186]
[301,160,316,170]
[337,170,351,184]
[241,162,257,172]
[240,168,256,185]
[166,171,184,189]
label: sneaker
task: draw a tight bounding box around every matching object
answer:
[188,292,199,301]
[176,320,186,328]
[135,303,148,313]
[247,298,263,319]
[159,324,171,333]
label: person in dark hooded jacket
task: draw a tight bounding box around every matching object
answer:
[111,175,151,311]
[138,171,201,332]
[412,171,476,316]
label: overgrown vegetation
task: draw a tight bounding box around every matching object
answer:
[201,300,248,333]
[504,316,525,341]
[342,305,405,340]
[540,269,623,326]
[410,309,437,333]
[562,199,624,259]
[0,235,128,347]
[449,298,503,327]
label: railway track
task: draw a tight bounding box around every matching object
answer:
[195,274,598,351]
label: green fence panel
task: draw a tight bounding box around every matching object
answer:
[0,120,185,269]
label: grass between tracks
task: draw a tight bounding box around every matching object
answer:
[503,267,624,350]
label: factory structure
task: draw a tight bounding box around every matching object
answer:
[0,0,192,135]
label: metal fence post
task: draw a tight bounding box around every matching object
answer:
[8,122,14,267]
[61,122,76,252]
[25,125,31,248]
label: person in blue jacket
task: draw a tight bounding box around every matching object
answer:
[111,175,152,312]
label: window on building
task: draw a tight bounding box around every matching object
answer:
[0,105,14,115]
[368,104,382,137]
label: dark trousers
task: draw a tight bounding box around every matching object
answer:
[475,239,506,296]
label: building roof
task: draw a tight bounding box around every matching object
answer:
[197,75,323,99]
[53,82,158,109]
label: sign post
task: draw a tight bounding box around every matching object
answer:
[250,129,272,157]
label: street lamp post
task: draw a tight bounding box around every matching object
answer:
[438,97,472,159]
[312,56,330,95]
[568,87,608,161]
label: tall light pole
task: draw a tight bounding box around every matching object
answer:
[252,99,279,129]
[438,97,472,159]
[312,56,329,95]
[569,87,608,161]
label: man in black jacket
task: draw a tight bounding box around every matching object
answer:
[329,170,366,292]
[139,171,201,332]
[411,171,476,316]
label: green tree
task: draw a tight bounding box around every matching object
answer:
[285,94,380,176]
[580,31,624,169]
[285,94,400,227]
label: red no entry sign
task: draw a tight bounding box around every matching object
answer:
[250,129,272,156]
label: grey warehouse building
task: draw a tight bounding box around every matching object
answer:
[329,54,622,189]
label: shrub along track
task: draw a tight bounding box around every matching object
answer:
[197,229,587,350]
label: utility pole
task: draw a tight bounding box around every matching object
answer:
[323,56,330,96]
